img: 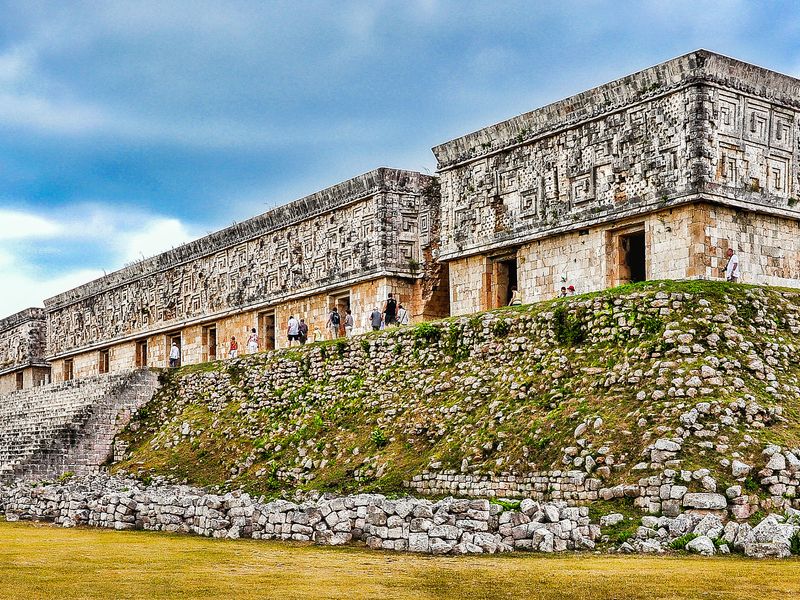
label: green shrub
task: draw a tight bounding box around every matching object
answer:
[58,471,75,483]
[490,499,521,511]
[616,531,634,543]
[670,533,699,550]
[491,319,511,337]
[370,428,388,448]
[413,322,440,347]
[743,476,760,493]
[791,531,800,555]
[360,339,371,354]
[335,339,348,356]
[639,314,663,335]
[552,305,586,345]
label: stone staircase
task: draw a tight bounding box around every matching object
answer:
[0,369,159,481]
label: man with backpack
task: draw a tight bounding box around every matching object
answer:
[326,307,341,339]
[383,293,398,326]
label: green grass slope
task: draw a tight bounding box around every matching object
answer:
[112,281,800,502]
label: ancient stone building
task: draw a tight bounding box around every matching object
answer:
[1,49,800,382]
[433,50,800,314]
[43,168,448,381]
[0,308,50,394]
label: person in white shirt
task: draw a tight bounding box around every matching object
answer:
[725,248,740,282]
[287,315,300,346]
[169,342,180,367]
[344,310,354,337]
[246,328,259,354]
[397,304,410,325]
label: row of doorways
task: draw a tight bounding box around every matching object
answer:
[489,227,646,308]
[132,295,354,369]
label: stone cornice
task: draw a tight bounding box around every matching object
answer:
[433,50,800,171]
[0,308,45,334]
[44,168,433,312]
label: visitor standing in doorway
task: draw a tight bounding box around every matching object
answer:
[246,328,259,354]
[326,307,341,339]
[508,287,522,306]
[370,307,382,331]
[287,315,300,346]
[383,293,398,326]
[169,342,180,368]
[228,336,238,358]
[344,309,354,337]
[298,319,309,345]
[724,247,740,282]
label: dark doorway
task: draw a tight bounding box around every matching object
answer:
[493,257,518,308]
[135,339,148,367]
[202,325,217,361]
[168,334,182,367]
[622,231,646,283]
[258,311,276,351]
[64,359,74,381]
[333,293,351,337]
[99,349,110,374]
[15,371,23,390]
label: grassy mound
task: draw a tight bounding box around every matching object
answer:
[112,281,800,500]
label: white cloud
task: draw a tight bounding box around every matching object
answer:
[0,266,105,316]
[0,203,200,316]
[0,209,63,240]
[113,216,196,264]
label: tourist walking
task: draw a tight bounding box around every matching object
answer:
[396,304,409,326]
[228,336,238,358]
[508,286,522,306]
[344,309,354,337]
[298,318,309,345]
[246,328,259,354]
[383,293,398,326]
[287,315,300,346]
[370,307,382,331]
[312,326,323,342]
[169,342,180,368]
[326,307,341,339]
[724,247,740,282]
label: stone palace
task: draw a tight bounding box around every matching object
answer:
[2,49,799,390]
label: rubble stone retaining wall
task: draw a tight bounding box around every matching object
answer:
[407,469,601,502]
[0,475,600,555]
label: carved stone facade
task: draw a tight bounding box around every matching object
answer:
[433,50,800,313]
[2,50,800,383]
[42,168,446,381]
[0,308,50,394]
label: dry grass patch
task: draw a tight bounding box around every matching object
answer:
[1,522,800,599]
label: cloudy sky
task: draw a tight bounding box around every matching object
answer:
[1,0,799,315]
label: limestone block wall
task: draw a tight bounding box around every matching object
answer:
[697,204,800,286]
[448,205,706,314]
[0,369,159,481]
[43,169,436,363]
[48,276,426,381]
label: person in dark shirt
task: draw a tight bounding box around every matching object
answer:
[383,293,398,326]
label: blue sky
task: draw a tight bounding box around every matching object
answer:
[1,0,800,315]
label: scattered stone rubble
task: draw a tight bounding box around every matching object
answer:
[0,475,599,555]
[2,475,797,558]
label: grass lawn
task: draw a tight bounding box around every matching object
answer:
[1,521,799,600]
